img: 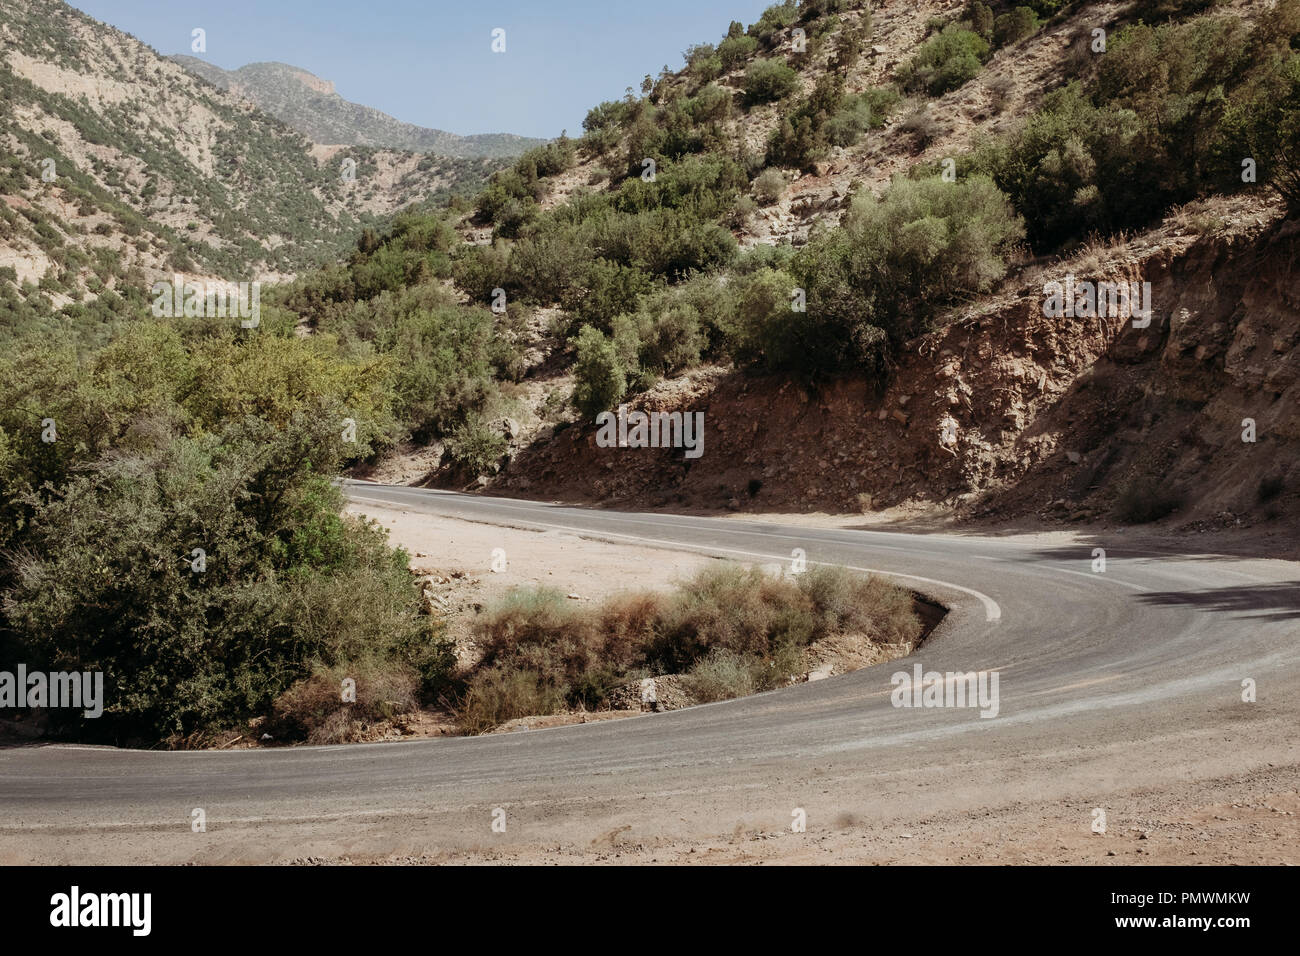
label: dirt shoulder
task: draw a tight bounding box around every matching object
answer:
[346,501,720,605]
[296,772,1300,866]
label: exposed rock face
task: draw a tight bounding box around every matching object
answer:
[484,202,1299,528]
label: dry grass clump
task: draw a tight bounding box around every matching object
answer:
[454,563,922,733]
[270,662,420,745]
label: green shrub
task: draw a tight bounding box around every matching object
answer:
[723,266,803,367]
[743,57,800,105]
[765,74,857,168]
[859,86,903,125]
[969,1,995,39]
[1220,50,1300,214]
[973,9,1300,248]
[823,87,900,146]
[2,413,431,741]
[993,7,1041,47]
[559,257,657,334]
[444,414,508,475]
[685,83,733,125]
[719,34,760,71]
[750,1,799,45]
[571,325,628,419]
[615,301,706,378]
[832,16,870,74]
[764,175,1023,381]
[451,242,512,303]
[969,83,1151,248]
[375,304,501,442]
[898,25,990,96]
[729,193,759,227]
[754,168,787,204]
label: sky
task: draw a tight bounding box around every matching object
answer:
[68,0,777,140]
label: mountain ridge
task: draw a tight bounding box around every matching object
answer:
[171,56,549,158]
[0,0,505,329]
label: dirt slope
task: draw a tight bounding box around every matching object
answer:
[463,196,1297,534]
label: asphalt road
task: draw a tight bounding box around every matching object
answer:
[2,481,1297,863]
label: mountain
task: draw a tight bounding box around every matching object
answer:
[171,57,548,159]
[0,0,503,332]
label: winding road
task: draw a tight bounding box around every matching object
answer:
[2,481,1297,864]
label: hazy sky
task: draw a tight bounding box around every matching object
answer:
[68,0,776,140]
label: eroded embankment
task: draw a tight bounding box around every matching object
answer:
[480,205,1298,529]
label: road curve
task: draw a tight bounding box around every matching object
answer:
[2,482,1297,864]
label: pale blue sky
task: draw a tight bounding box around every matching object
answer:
[68,0,776,139]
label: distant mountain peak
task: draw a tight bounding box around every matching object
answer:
[171,55,546,159]
[239,61,337,96]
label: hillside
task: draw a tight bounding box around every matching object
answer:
[0,0,503,336]
[171,57,548,158]
[334,0,1299,533]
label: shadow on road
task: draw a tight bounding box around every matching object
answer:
[1134,582,1300,621]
